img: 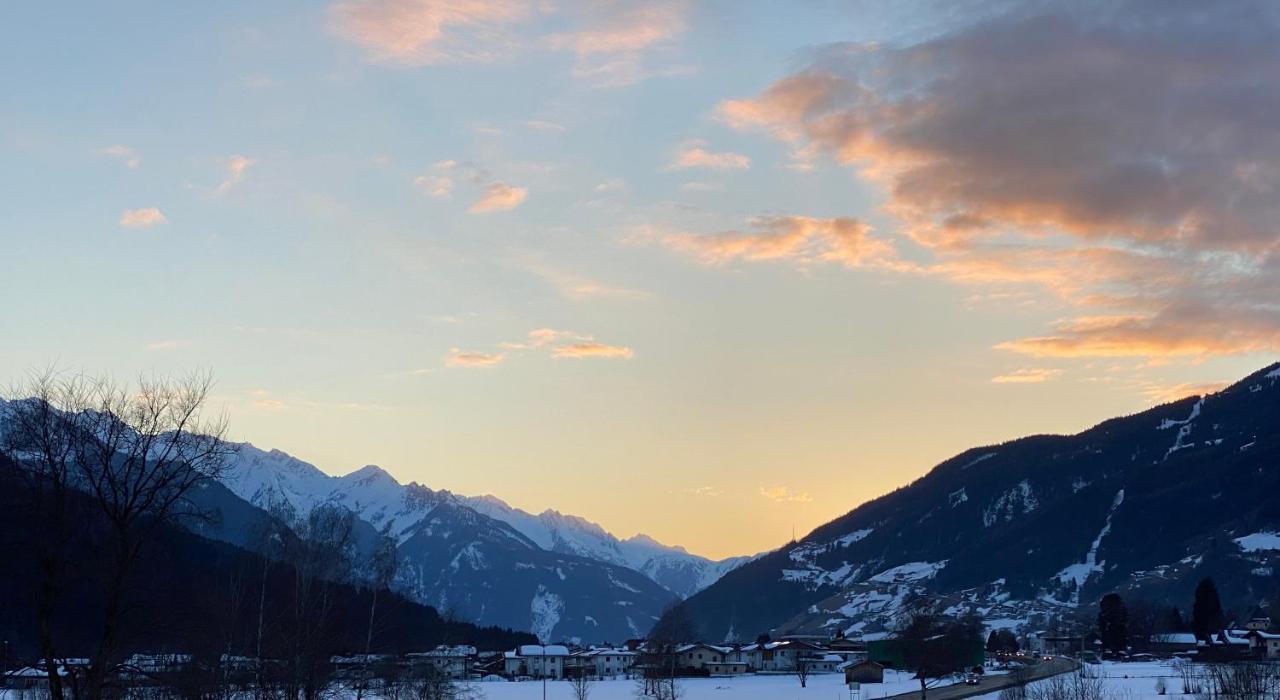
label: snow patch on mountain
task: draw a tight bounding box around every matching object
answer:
[463,493,751,597]
[1235,531,1280,552]
[529,586,564,643]
[982,479,1039,526]
[1054,489,1125,598]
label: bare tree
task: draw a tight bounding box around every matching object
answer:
[278,503,355,700]
[356,524,399,700]
[1202,662,1280,700]
[404,663,471,700]
[794,657,809,689]
[1025,669,1106,700]
[2,370,232,700]
[0,370,93,700]
[569,672,593,700]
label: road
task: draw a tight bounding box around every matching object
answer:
[877,656,1080,700]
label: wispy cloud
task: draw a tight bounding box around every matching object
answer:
[145,339,188,351]
[551,342,634,359]
[649,216,898,269]
[759,485,812,503]
[215,155,255,195]
[520,260,650,301]
[469,181,527,213]
[445,348,506,368]
[546,1,689,87]
[670,140,750,170]
[414,174,454,198]
[1142,380,1230,404]
[119,207,167,228]
[991,368,1062,384]
[328,0,529,65]
[97,145,140,168]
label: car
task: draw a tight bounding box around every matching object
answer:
[964,675,981,686]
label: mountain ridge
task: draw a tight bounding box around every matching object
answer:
[668,362,1280,643]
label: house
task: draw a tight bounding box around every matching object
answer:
[675,643,732,671]
[571,648,636,678]
[407,645,476,679]
[3,666,66,690]
[503,645,570,679]
[735,640,826,673]
[842,660,885,684]
[704,660,750,676]
[825,637,868,664]
[1246,631,1280,659]
[1245,616,1273,631]
[1149,633,1198,655]
[801,654,844,674]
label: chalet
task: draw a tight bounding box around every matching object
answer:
[407,645,476,679]
[571,648,636,679]
[705,660,750,676]
[1246,630,1280,659]
[1245,616,1273,631]
[675,643,732,671]
[1148,633,1198,654]
[734,640,827,673]
[503,645,570,679]
[801,654,844,674]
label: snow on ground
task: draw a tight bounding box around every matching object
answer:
[976,660,1183,700]
[1234,531,1280,552]
[474,669,958,700]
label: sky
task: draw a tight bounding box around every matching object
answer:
[2,0,1279,559]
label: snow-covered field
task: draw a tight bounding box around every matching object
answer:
[475,669,951,700]
[977,660,1182,700]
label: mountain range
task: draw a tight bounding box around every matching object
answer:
[666,362,1280,643]
[210,444,750,643]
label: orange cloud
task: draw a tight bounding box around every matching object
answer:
[469,181,527,213]
[546,1,688,86]
[670,141,750,170]
[215,155,255,196]
[445,348,506,368]
[656,216,896,269]
[716,2,1280,360]
[328,0,529,65]
[551,342,634,359]
[991,368,1062,384]
[995,309,1280,359]
[759,485,812,503]
[1143,381,1230,404]
[119,208,167,228]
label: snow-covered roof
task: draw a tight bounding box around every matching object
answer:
[519,645,570,657]
[577,648,635,657]
[675,643,730,654]
[409,645,476,657]
[1150,633,1197,644]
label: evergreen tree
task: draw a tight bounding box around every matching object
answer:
[1191,577,1224,641]
[1161,606,1185,633]
[1097,592,1128,654]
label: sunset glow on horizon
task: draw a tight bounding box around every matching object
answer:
[3,0,1279,559]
